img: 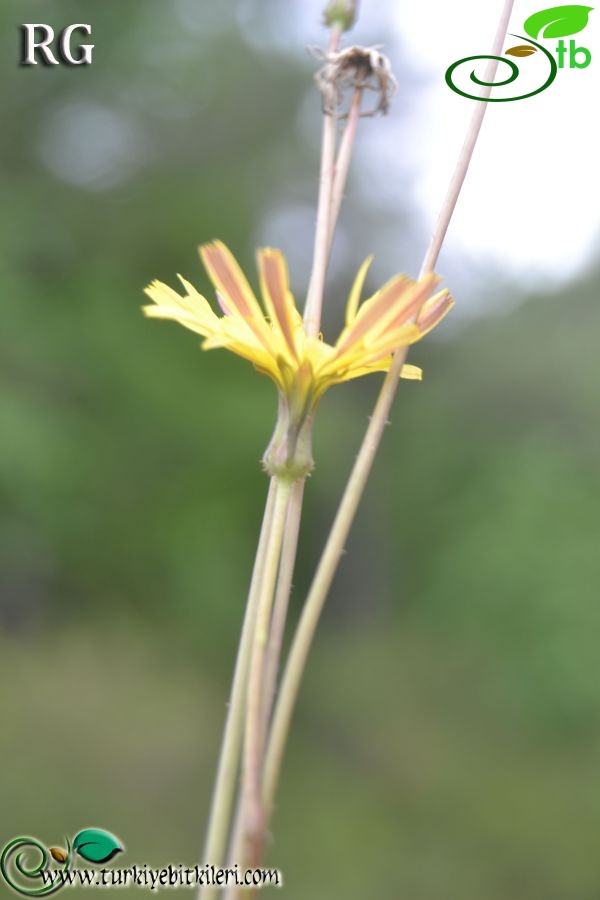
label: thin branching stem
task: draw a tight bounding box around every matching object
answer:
[420,0,515,275]
[261,479,306,735]
[262,0,516,827]
[222,20,363,886]
[327,87,362,254]
[241,478,292,866]
[199,478,277,899]
[222,481,304,899]
[303,26,341,338]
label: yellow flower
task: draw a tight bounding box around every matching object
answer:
[143,241,452,476]
[144,241,452,397]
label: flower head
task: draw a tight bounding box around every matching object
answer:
[143,241,452,476]
[144,242,451,393]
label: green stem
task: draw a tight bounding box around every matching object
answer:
[222,791,244,900]
[222,481,305,900]
[261,367,400,814]
[261,479,305,735]
[241,477,293,868]
[199,478,277,899]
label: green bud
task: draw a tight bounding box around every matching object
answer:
[323,0,358,32]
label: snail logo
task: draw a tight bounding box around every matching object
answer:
[446,4,593,101]
[0,828,123,896]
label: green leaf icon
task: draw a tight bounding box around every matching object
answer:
[72,828,123,864]
[524,5,593,39]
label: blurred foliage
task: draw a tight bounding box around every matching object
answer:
[1,1,600,898]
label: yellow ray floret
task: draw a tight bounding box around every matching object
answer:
[143,241,453,401]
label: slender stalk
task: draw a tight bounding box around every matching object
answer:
[241,478,292,867]
[303,26,341,338]
[222,788,245,900]
[203,6,419,885]
[419,0,514,275]
[222,481,304,900]
[199,478,277,899]
[263,0,516,824]
[261,479,305,735]
[218,494,305,898]
[327,88,362,254]
[262,362,399,813]
[217,23,362,888]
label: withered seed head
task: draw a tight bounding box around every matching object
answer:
[313,45,397,117]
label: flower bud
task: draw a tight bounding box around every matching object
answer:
[323,0,357,32]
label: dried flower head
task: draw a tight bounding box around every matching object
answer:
[314,44,397,116]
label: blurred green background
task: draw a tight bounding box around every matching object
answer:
[2,1,600,898]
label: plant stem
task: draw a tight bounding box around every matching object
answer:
[211,22,361,888]
[222,783,245,899]
[203,12,382,887]
[241,477,292,867]
[262,0,516,825]
[419,0,515,277]
[303,26,341,338]
[327,88,362,255]
[222,480,305,899]
[261,479,305,735]
[199,478,277,899]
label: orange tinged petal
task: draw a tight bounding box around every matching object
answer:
[384,273,441,331]
[335,273,439,357]
[199,241,279,355]
[416,289,454,336]
[257,248,298,360]
[200,241,261,319]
